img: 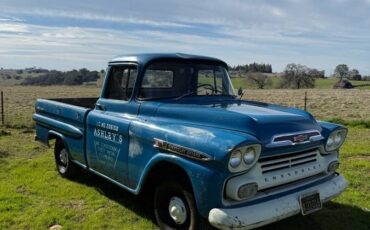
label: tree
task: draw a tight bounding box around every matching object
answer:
[349,69,361,80]
[334,64,349,80]
[308,69,325,78]
[246,73,272,89]
[279,63,315,89]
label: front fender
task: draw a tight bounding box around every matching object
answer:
[137,153,226,218]
[317,120,347,137]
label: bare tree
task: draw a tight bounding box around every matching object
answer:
[279,63,315,89]
[246,73,272,89]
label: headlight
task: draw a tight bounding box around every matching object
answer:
[243,147,256,164]
[228,144,261,173]
[229,150,242,168]
[325,129,347,152]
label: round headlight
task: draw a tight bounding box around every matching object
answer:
[325,129,347,152]
[229,150,242,168]
[334,133,343,145]
[243,147,256,164]
[327,136,334,147]
[228,144,261,173]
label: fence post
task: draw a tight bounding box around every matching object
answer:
[1,91,4,126]
[304,91,307,111]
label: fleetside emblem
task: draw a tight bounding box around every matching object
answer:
[293,134,308,143]
[153,138,211,161]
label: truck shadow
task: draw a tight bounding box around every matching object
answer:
[71,170,158,226]
[71,171,370,230]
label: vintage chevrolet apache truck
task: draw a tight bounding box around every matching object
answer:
[33,53,348,230]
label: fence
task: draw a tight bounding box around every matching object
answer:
[0,86,369,128]
[1,91,4,126]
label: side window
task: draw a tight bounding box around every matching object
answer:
[105,66,137,100]
[142,70,174,88]
[198,68,224,95]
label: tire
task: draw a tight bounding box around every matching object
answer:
[154,181,200,230]
[54,139,79,178]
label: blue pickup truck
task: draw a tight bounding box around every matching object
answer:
[33,53,347,230]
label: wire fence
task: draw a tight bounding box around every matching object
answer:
[0,86,369,128]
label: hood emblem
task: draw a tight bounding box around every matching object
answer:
[293,134,308,143]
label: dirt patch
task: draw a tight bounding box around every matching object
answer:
[22,128,34,134]
[0,129,11,136]
[0,150,10,158]
[345,155,370,160]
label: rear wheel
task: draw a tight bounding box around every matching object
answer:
[54,139,79,178]
[154,181,199,230]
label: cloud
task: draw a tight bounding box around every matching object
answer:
[0,0,370,74]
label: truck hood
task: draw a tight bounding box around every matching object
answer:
[154,99,321,146]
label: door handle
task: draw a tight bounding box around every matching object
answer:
[95,103,106,111]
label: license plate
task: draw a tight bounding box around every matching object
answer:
[299,192,322,215]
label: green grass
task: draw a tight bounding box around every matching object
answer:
[0,127,369,229]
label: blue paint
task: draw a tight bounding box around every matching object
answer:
[33,53,346,220]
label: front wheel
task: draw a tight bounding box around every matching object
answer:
[154,181,200,230]
[54,140,79,178]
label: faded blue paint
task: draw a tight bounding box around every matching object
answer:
[33,53,346,219]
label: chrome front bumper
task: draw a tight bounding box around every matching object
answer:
[208,174,347,230]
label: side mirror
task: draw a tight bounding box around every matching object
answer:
[238,87,243,96]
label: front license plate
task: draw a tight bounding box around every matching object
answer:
[299,192,322,215]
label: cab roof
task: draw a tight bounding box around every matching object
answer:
[109,53,227,68]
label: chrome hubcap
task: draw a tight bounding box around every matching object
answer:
[168,197,187,225]
[60,149,68,165]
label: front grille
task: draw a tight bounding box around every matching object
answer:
[259,149,318,174]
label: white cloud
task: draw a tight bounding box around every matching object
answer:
[0,22,29,33]
[0,0,370,74]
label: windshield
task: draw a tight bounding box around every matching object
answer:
[138,61,236,100]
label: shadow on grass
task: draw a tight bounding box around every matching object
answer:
[70,170,158,226]
[260,202,370,230]
[70,171,370,230]
[353,83,370,88]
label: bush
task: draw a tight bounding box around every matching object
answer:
[21,69,99,86]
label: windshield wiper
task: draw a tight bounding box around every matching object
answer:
[174,91,197,101]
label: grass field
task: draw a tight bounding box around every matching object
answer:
[0,127,368,229]
[0,85,369,229]
[231,76,370,90]
[0,86,369,127]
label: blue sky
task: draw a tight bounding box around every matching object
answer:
[1,0,370,75]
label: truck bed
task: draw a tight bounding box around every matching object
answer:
[33,97,99,166]
[47,97,98,109]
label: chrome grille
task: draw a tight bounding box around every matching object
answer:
[259,149,318,174]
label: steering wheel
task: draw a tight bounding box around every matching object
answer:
[197,84,215,94]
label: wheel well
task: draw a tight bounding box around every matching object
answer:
[47,133,63,147]
[141,161,193,197]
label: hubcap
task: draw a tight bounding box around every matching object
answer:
[60,149,68,165]
[168,197,187,225]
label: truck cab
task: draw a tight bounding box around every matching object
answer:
[34,53,347,230]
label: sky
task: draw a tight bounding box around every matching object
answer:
[0,0,370,75]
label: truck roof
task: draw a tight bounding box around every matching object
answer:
[108,53,227,67]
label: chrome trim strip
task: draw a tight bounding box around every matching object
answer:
[153,138,212,161]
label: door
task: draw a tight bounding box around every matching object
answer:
[86,65,139,185]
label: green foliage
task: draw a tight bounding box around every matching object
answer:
[21,68,99,86]
[325,118,370,129]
